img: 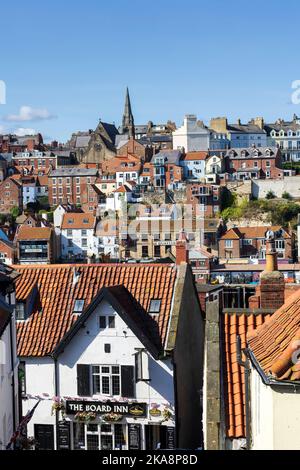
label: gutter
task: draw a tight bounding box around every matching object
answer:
[246,347,300,389]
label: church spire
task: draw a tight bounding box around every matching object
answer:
[122,87,135,138]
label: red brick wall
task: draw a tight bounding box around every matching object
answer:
[49,175,98,208]
[218,238,240,258]
[0,178,22,214]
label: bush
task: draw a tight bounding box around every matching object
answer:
[266,190,275,199]
[282,191,292,200]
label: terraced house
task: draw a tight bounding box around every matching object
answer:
[16,258,204,450]
[218,226,294,261]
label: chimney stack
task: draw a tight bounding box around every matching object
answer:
[248,233,285,310]
[176,230,189,265]
[260,238,285,309]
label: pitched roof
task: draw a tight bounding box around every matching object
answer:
[54,285,162,359]
[223,311,271,438]
[16,226,52,241]
[220,226,289,240]
[184,151,208,161]
[15,263,177,357]
[248,289,300,381]
[61,213,95,229]
[114,185,131,193]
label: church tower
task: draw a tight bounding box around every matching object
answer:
[121,87,135,138]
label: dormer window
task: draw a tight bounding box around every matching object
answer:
[68,218,74,224]
[149,299,161,314]
[83,218,89,224]
[73,299,85,314]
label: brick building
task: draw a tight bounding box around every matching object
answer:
[0,239,15,265]
[0,177,22,214]
[218,226,294,261]
[186,183,221,218]
[117,137,153,161]
[225,146,283,180]
[48,167,99,209]
[0,133,44,153]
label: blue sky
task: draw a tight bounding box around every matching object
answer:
[1,0,300,142]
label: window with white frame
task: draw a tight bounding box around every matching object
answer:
[99,315,115,329]
[225,240,233,248]
[92,365,120,395]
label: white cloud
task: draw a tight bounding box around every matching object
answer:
[14,128,37,136]
[0,125,6,134]
[4,105,56,122]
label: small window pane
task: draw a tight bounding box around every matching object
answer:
[101,366,110,373]
[112,365,119,374]
[102,376,110,394]
[108,316,115,328]
[99,316,106,329]
[112,375,120,395]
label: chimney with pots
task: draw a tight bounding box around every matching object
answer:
[248,233,285,309]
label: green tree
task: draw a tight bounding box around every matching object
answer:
[10,206,20,219]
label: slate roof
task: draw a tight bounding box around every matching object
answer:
[50,167,98,177]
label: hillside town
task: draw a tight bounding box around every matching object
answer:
[2,88,300,452]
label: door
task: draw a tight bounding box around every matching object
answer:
[34,424,55,450]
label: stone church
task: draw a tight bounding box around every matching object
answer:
[78,88,135,164]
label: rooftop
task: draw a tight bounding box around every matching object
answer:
[248,288,300,381]
[61,213,95,230]
[15,263,177,356]
[16,226,52,241]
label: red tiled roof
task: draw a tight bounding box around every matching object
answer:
[220,226,289,240]
[248,289,300,381]
[61,213,95,229]
[16,226,52,241]
[184,151,208,161]
[223,311,271,438]
[15,263,177,357]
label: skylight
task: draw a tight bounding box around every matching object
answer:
[149,299,161,314]
[73,299,85,314]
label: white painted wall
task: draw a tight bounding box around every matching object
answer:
[173,115,210,152]
[0,294,18,450]
[61,228,98,258]
[251,366,300,450]
[22,186,38,206]
[22,298,175,449]
[252,177,300,199]
[180,159,205,180]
